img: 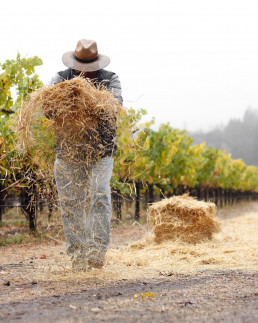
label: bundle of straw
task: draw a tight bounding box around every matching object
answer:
[17,77,122,165]
[148,195,220,244]
[30,77,120,129]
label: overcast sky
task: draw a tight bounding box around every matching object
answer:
[1,0,258,131]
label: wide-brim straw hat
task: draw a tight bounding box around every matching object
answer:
[62,39,110,72]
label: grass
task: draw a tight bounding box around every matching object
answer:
[0,231,43,246]
[0,205,63,246]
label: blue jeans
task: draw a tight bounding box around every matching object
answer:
[54,157,114,258]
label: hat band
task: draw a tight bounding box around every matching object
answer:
[74,54,98,63]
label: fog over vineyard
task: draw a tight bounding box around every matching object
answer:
[191,107,258,166]
[1,1,258,131]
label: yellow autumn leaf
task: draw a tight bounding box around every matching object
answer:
[139,292,155,300]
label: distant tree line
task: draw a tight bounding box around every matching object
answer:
[190,108,258,167]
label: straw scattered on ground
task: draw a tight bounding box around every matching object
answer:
[43,207,258,278]
[1,202,257,296]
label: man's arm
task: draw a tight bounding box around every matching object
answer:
[49,73,62,86]
[108,73,123,106]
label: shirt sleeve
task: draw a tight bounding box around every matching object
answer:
[108,73,123,105]
[48,73,62,86]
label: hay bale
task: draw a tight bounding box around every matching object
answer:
[148,195,220,244]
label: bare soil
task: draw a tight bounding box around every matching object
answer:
[0,202,258,322]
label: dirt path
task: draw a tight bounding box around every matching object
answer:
[0,202,258,322]
[1,270,257,322]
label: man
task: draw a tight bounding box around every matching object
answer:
[50,39,123,270]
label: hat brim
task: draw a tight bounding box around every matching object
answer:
[62,51,110,72]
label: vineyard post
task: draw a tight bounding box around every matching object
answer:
[47,184,56,221]
[144,189,148,207]
[135,182,140,220]
[148,183,154,203]
[29,194,37,231]
[224,190,227,206]
[48,194,54,221]
[210,188,215,204]
[20,185,37,231]
[0,178,4,223]
[205,187,209,202]
[196,186,200,200]
[215,188,219,206]
[112,189,122,220]
[230,190,233,205]
[218,188,222,208]
[227,190,231,205]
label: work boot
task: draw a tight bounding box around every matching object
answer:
[87,250,105,269]
[71,253,91,271]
